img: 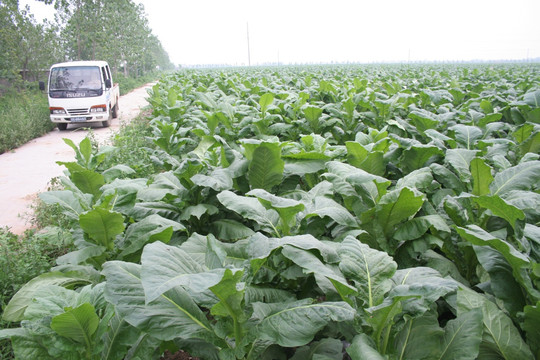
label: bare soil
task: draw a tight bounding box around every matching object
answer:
[0,83,155,234]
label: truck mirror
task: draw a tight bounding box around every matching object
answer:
[39,81,45,91]
[105,79,112,88]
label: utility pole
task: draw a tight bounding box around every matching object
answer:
[246,22,251,66]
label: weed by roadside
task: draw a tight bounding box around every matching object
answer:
[0,89,54,154]
[101,111,158,178]
[25,177,73,230]
[116,72,160,96]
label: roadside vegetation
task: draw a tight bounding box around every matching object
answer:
[0,88,53,154]
[1,63,539,359]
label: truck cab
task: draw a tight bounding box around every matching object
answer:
[41,61,120,130]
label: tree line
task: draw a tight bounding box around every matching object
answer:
[0,0,174,85]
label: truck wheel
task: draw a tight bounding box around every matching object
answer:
[102,109,111,127]
[57,123,67,130]
[112,103,118,119]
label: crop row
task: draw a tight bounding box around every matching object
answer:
[1,64,539,359]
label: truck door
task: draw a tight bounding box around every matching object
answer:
[101,66,110,89]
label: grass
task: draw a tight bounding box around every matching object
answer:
[0,89,54,154]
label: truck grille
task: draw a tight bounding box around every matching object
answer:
[67,108,89,115]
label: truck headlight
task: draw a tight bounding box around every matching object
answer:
[90,105,107,113]
[50,107,66,114]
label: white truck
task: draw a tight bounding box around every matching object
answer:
[40,61,120,130]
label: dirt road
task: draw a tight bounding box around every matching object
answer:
[0,82,155,234]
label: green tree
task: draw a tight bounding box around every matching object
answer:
[0,1,62,83]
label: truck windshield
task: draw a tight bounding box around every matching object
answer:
[49,66,102,91]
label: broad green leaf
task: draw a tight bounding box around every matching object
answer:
[366,295,411,354]
[480,99,494,114]
[2,272,93,322]
[210,219,255,241]
[70,169,105,198]
[490,161,540,196]
[473,195,525,229]
[79,208,125,250]
[456,225,540,300]
[291,338,343,360]
[509,186,540,224]
[209,269,246,340]
[305,196,358,228]
[140,241,224,303]
[445,149,478,181]
[395,167,433,191]
[450,124,483,149]
[278,234,339,263]
[394,311,444,360]
[473,246,526,316]
[253,299,355,347]
[524,89,540,107]
[457,289,534,360]
[387,267,460,315]
[304,106,324,123]
[0,328,55,360]
[247,189,304,235]
[281,245,356,298]
[513,123,534,143]
[101,311,145,360]
[259,93,275,114]
[191,168,234,191]
[346,142,385,176]
[180,204,219,221]
[470,158,493,196]
[401,145,443,174]
[430,163,467,194]
[102,165,136,182]
[520,131,540,155]
[522,302,540,356]
[217,190,279,234]
[347,334,386,360]
[103,261,215,342]
[248,142,284,191]
[56,244,106,266]
[39,190,88,220]
[101,178,147,213]
[119,214,184,259]
[50,303,99,346]
[137,171,187,202]
[192,135,216,160]
[479,113,503,127]
[338,237,397,307]
[393,215,450,241]
[438,309,483,360]
[325,161,390,187]
[527,108,540,123]
[362,187,424,237]
[195,91,218,110]
[408,109,439,132]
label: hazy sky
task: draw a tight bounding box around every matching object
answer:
[21,0,540,66]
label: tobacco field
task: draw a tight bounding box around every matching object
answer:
[1,64,540,359]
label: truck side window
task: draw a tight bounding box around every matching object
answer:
[101,67,108,88]
[105,66,112,84]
